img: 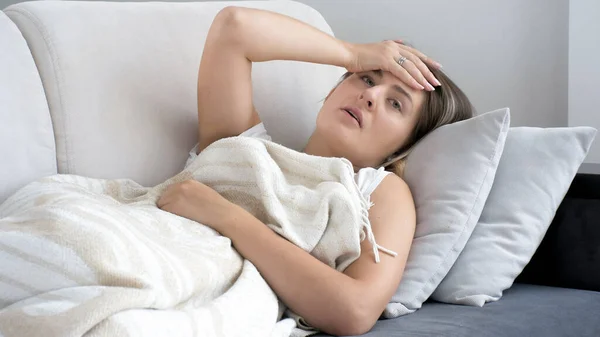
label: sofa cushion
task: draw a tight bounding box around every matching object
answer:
[0,11,56,205]
[4,0,344,187]
[315,284,600,337]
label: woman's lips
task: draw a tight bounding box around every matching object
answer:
[341,108,362,127]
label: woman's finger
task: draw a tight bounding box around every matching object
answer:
[401,51,440,88]
[390,61,425,90]
[397,56,435,91]
[391,40,442,86]
[397,42,443,70]
[157,187,173,208]
[395,49,440,87]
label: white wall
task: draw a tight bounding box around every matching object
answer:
[0,0,14,9]
[569,0,600,172]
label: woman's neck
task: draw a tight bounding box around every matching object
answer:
[303,132,361,173]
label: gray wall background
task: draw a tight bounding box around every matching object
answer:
[2,0,598,170]
[302,0,569,130]
[0,0,571,128]
[569,0,600,171]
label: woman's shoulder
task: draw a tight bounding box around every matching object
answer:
[377,172,409,190]
[358,167,413,210]
[370,173,414,210]
[354,166,395,197]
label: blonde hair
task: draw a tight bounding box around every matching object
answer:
[331,67,475,177]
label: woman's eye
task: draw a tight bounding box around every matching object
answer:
[360,76,375,87]
[389,99,402,111]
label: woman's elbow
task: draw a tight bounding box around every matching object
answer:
[325,302,378,336]
[211,6,247,43]
[347,307,378,335]
[334,322,375,336]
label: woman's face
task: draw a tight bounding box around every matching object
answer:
[316,70,426,169]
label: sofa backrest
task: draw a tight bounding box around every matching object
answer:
[0,10,56,204]
[2,0,344,189]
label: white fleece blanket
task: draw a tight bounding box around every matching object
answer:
[0,136,377,337]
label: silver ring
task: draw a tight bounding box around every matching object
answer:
[397,56,407,66]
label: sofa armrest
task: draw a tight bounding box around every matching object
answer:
[516,173,600,292]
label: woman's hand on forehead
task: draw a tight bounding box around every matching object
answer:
[343,40,442,91]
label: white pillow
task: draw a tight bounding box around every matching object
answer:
[383,108,510,318]
[431,126,597,306]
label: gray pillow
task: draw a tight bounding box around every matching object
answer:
[431,126,597,306]
[384,108,510,317]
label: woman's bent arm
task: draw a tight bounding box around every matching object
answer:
[197,6,438,152]
[217,174,416,336]
[196,6,352,153]
[222,6,352,66]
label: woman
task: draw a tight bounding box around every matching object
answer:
[158,6,473,336]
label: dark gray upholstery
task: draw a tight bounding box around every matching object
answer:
[315,284,600,337]
[517,174,600,292]
[314,173,600,337]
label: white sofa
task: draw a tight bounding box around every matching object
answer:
[0,0,344,205]
[2,1,599,336]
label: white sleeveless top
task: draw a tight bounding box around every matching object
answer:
[185,123,393,207]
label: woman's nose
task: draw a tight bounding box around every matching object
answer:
[359,88,378,110]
